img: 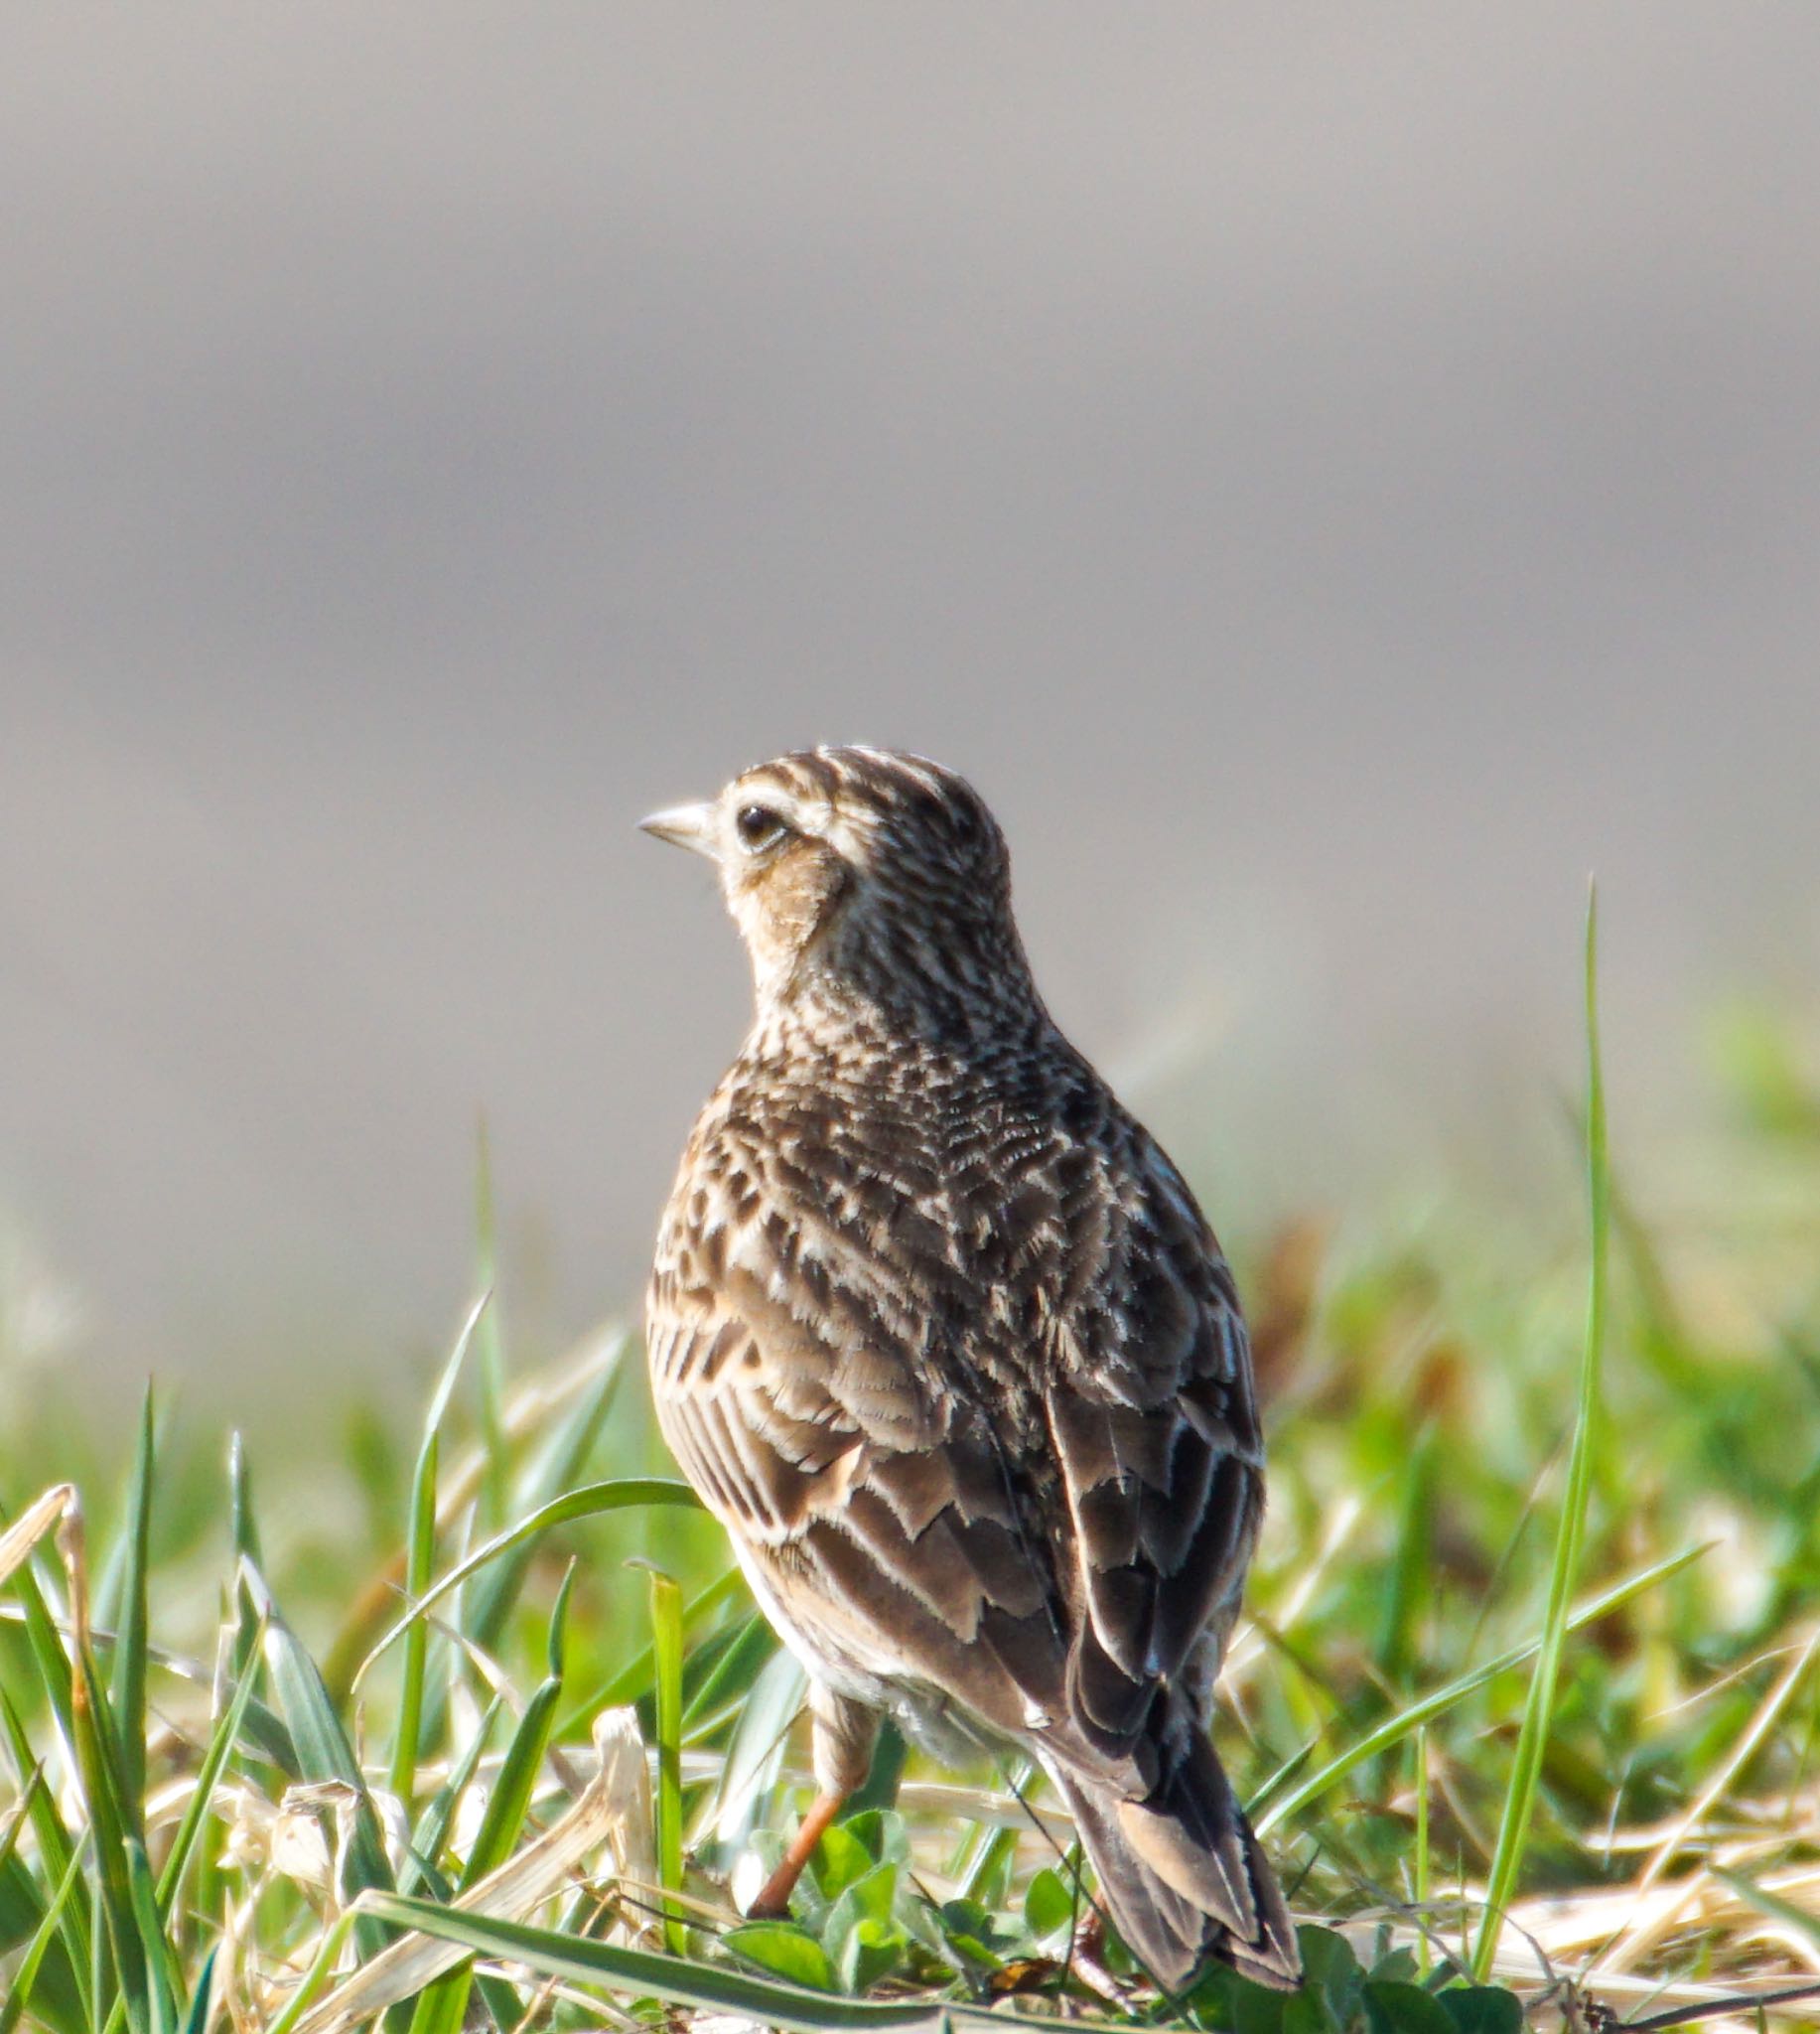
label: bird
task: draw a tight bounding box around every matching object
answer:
[640,746,1300,1992]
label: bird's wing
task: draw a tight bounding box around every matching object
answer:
[1033,1120,1268,1765]
[646,1222,1075,1748]
[649,1116,1265,1778]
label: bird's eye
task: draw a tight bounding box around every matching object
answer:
[734,803,789,853]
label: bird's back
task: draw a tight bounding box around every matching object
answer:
[649,1003,1266,1729]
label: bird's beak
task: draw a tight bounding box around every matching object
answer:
[638,800,720,860]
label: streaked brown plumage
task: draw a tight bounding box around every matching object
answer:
[641,747,1300,1991]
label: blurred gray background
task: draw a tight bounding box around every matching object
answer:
[2,6,1816,1416]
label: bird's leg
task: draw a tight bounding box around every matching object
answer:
[748,1684,880,1918]
[749,1789,849,1916]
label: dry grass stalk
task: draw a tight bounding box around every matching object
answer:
[0,1482,76,1596]
[287,1705,650,2034]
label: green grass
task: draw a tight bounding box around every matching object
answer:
[2,962,1819,2030]
[1470,888,1610,1980]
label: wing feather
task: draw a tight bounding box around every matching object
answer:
[647,1087,1265,1787]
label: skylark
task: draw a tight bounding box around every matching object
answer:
[642,747,1299,1990]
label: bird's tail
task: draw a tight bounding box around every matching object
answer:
[1050,1736,1301,1993]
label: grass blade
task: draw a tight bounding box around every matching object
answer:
[697,1644,807,1866]
[0,1484,79,1600]
[239,1557,395,1961]
[107,1389,157,1816]
[61,1501,152,2033]
[473,1564,573,1890]
[178,1946,217,2034]
[355,1891,977,2033]
[396,1694,502,1899]
[399,1950,474,2034]
[459,1342,623,1657]
[682,1609,782,1735]
[354,1478,700,1686]
[262,1906,364,2034]
[1713,1866,1820,1957]
[474,1119,509,1533]
[124,1835,179,2034]
[1254,1541,1708,1834]
[0,1771,33,1884]
[1413,1724,1431,1976]
[0,1487,80,1749]
[388,1423,439,1811]
[0,1685,92,2015]
[155,1619,268,1916]
[0,1839,90,2034]
[558,1563,748,1735]
[1470,885,1610,1979]
[243,1565,393,1882]
[390,1301,492,1817]
[404,1567,575,2034]
[227,1432,265,1684]
[1375,1424,1435,1688]
[645,1563,686,1954]
[227,1432,262,1570]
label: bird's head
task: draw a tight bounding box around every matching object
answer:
[640,746,1036,1031]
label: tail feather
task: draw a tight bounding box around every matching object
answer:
[1050,1739,1300,1994]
